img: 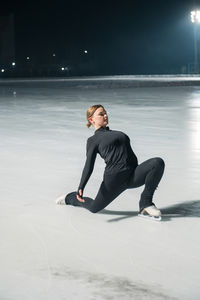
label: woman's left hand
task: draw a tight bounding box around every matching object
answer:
[76,189,85,202]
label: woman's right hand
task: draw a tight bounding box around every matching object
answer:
[76,189,85,202]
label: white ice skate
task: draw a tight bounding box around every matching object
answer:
[138,205,162,221]
[55,195,66,205]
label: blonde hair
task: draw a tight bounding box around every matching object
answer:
[86,104,105,128]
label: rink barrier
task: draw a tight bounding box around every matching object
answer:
[1,75,200,89]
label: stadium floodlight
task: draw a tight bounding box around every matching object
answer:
[1,69,5,72]
[12,62,15,66]
[84,50,88,54]
[61,67,65,70]
[190,10,200,73]
[191,10,200,23]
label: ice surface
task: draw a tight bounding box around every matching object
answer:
[0,77,200,299]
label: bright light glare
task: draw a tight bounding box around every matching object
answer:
[26,56,30,60]
[84,50,88,54]
[12,62,15,66]
[191,10,200,23]
[53,53,56,56]
[61,67,64,70]
[1,69,5,72]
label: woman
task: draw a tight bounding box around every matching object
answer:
[56,104,165,220]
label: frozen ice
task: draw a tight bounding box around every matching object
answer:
[0,76,200,300]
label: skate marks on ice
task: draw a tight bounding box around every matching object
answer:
[52,267,176,300]
[99,200,200,222]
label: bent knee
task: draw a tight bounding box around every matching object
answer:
[89,207,99,213]
[154,157,165,168]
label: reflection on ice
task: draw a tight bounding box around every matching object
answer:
[189,108,200,153]
[188,90,200,154]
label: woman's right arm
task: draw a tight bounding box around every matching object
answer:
[77,138,97,199]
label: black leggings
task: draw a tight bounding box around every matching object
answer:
[65,157,165,213]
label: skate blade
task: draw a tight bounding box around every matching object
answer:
[138,213,162,222]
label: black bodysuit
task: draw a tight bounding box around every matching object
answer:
[65,126,165,213]
[78,126,138,192]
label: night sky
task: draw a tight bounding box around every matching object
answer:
[2,0,200,74]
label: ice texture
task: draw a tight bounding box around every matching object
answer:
[0,76,200,300]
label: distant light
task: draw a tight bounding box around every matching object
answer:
[53,53,56,56]
[1,69,5,73]
[12,62,15,66]
[61,67,65,70]
[26,56,30,60]
[191,10,200,23]
[84,50,88,54]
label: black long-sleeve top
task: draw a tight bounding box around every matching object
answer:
[77,126,138,193]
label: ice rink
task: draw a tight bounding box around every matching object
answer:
[0,76,200,299]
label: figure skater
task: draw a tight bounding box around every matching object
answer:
[56,104,165,220]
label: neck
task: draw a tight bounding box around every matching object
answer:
[94,125,106,130]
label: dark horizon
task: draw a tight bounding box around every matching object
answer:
[1,0,200,76]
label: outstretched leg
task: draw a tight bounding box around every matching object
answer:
[127,157,165,212]
[65,169,130,213]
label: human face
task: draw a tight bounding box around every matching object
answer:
[89,107,109,130]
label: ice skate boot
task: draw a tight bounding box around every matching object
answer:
[55,195,66,205]
[138,205,162,221]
